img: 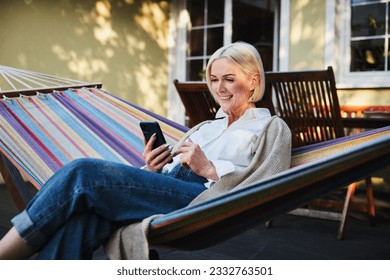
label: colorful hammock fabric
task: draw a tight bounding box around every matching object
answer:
[0,88,187,189]
[1,86,389,192]
[290,125,390,167]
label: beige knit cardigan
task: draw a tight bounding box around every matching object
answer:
[104,116,292,259]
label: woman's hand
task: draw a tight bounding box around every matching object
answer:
[173,140,219,181]
[143,134,173,172]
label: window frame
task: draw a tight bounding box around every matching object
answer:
[168,0,280,124]
[336,0,390,88]
[185,0,232,81]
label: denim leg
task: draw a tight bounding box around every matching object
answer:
[35,212,113,260]
[11,158,207,255]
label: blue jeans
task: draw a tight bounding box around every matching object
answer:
[11,158,207,259]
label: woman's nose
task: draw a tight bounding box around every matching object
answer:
[217,82,225,92]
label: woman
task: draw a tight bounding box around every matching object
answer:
[0,41,291,259]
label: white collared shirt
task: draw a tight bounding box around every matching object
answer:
[163,107,272,187]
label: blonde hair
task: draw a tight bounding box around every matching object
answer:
[206,41,265,102]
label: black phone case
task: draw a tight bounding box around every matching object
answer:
[139,121,167,149]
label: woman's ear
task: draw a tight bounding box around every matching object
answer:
[249,73,260,91]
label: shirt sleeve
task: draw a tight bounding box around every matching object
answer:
[210,159,236,179]
[203,159,237,188]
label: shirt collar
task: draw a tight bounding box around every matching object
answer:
[215,107,271,121]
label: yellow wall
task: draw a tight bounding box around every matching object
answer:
[0,0,170,116]
[289,0,325,70]
[338,88,390,107]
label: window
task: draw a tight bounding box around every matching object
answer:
[350,0,389,72]
[168,0,277,123]
[232,0,276,71]
[184,0,277,81]
[337,0,390,87]
[186,0,226,81]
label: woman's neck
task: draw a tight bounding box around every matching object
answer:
[226,103,256,126]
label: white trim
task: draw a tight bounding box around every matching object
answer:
[339,0,352,85]
[336,0,390,88]
[224,0,233,45]
[324,0,336,71]
[272,1,280,71]
[167,0,188,124]
[279,0,290,71]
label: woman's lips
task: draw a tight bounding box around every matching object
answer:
[219,95,233,100]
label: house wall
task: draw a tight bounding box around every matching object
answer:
[289,0,325,70]
[288,0,390,106]
[0,0,171,116]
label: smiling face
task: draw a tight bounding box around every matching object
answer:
[209,58,257,124]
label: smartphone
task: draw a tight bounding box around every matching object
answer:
[139,121,167,150]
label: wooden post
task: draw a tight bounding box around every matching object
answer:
[0,153,33,211]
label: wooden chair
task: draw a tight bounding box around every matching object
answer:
[264,66,376,239]
[173,67,376,239]
[265,66,344,148]
[173,80,220,127]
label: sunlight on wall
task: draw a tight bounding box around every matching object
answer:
[0,0,170,117]
[135,64,168,111]
[92,1,119,46]
[52,45,109,81]
[289,0,325,70]
[135,2,169,49]
[130,1,170,115]
[125,34,146,55]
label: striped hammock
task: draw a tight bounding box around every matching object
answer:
[1,84,389,244]
[0,87,187,189]
[1,86,389,192]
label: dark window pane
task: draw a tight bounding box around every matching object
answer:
[232,0,274,71]
[351,3,386,37]
[207,27,224,55]
[207,0,225,24]
[187,59,205,81]
[350,39,385,71]
[188,29,204,56]
[188,0,205,27]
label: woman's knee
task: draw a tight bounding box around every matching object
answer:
[47,158,105,190]
[56,158,138,187]
[64,158,100,170]
[60,158,104,177]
